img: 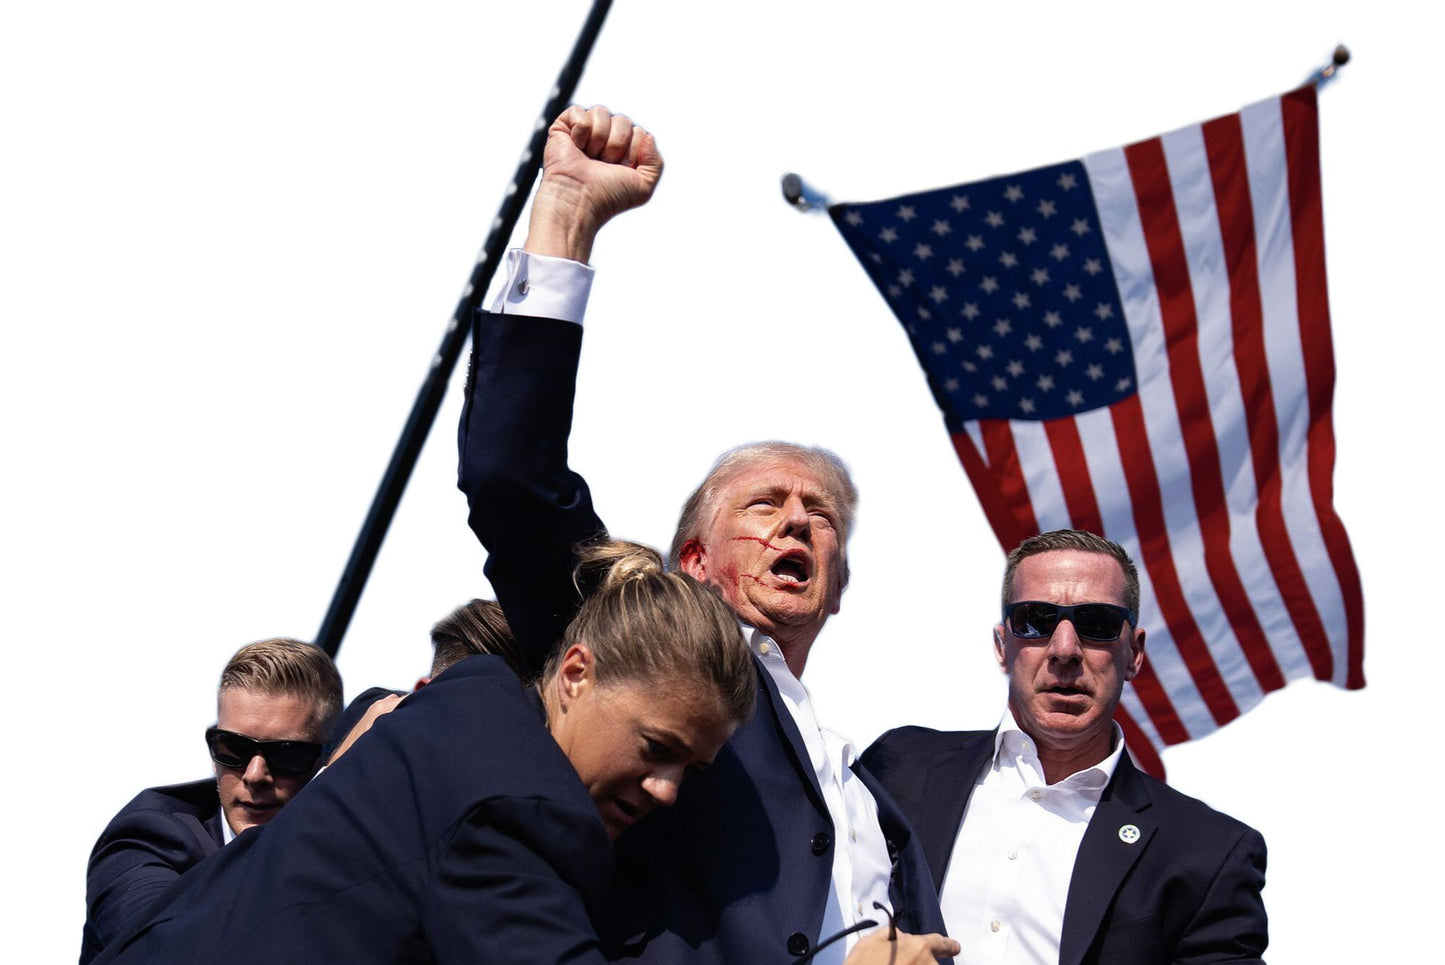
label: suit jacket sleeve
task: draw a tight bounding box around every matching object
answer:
[456,311,606,679]
[426,795,614,965]
[84,803,219,953]
[1172,826,1268,964]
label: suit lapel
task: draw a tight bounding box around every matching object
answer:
[1058,753,1155,965]
[919,732,996,893]
[752,655,828,811]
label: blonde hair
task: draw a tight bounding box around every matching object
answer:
[430,599,520,678]
[548,539,755,724]
[218,638,343,740]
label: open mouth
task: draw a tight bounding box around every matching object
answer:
[770,554,811,586]
[614,797,647,827]
[1045,685,1088,698]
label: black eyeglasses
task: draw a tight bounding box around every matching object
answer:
[1003,601,1137,642]
[205,727,328,777]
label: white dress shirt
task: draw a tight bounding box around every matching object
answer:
[748,628,894,964]
[939,711,1124,965]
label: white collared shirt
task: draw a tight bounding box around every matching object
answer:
[749,628,894,964]
[939,711,1124,965]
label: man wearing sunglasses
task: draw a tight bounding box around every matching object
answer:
[863,530,1267,964]
[81,637,342,963]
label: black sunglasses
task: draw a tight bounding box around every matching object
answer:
[1003,601,1137,642]
[205,727,328,778]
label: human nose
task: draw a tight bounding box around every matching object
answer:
[241,754,272,786]
[642,766,686,808]
[778,495,811,540]
[1045,619,1084,663]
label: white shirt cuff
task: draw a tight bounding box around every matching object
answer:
[488,249,594,325]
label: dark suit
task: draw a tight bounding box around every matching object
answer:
[861,727,1268,965]
[329,685,408,752]
[458,311,948,964]
[94,657,615,965]
[80,778,225,964]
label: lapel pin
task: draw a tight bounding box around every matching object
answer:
[1118,824,1141,844]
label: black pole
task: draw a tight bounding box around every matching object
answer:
[316,0,614,658]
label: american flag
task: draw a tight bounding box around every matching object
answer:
[830,85,1363,777]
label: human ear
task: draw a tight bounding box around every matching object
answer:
[678,538,708,581]
[557,642,595,706]
[993,625,1009,672]
[1124,628,1146,681]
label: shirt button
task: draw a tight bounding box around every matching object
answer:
[758,642,771,654]
[1029,789,1042,801]
[990,919,1002,933]
[850,828,858,843]
[1007,849,1018,860]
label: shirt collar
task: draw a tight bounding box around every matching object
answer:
[992,708,1125,789]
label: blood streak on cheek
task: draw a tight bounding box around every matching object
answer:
[732,536,784,552]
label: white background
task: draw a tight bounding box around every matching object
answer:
[2,2,1432,961]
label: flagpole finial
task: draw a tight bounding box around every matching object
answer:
[781,173,832,212]
[1309,44,1350,88]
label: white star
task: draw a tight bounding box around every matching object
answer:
[880,227,898,243]
[1036,374,1055,391]
[1017,227,1037,245]
[972,394,990,408]
[1003,184,1024,202]
[929,285,948,304]
[931,341,947,355]
[932,219,952,236]
[886,284,901,297]
[1075,325,1094,343]
[965,234,986,252]
[869,252,883,263]
[1105,337,1124,354]
[1043,310,1062,327]
[1037,199,1057,218]
[979,276,1000,294]
[991,375,1008,391]
[976,344,995,360]
[951,195,971,212]
[985,211,1005,228]
[1055,349,1074,367]
[1116,376,1133,392]
[1071,218,1091,236]
[1006,360,1025,377]
[1024,334,1044,351]
[993,318,1013,337]
[1019,397,1037,414]
[897,205,917,222]
[961,302,981,320]
[1031,267,1051,286]
[944,377,960,392]
[1066,389,1085,406]
[999,251,1018,268]
[1086,363,1104,380]
[918,307,932,320]
[1058,171,1078,190]
[914,243,934,260]
[946,258,966,277]
[962,360,978,373]
[898,269,914,286]
[1063,283,1082,302]
[1050,243,1070,261]
[1083,257,1103,275]
[946,327,964,343]
[1012,292,1031,310]
[844,210,863,226]
[1094,303,1114,320]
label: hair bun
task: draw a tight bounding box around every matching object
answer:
[575,538,666,592]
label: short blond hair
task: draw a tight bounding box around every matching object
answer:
[218,638,343,740]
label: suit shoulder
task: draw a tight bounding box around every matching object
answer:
[861,726,992,773]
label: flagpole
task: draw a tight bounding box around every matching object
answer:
[1308,44,1350,88]
[781,172,833,212]
[315,0,614,659]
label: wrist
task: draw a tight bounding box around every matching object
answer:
[524,179,602,264]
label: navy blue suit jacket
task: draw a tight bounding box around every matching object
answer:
[458,311,948,964]
[80,778,225,963]
[93,657,615,965]
[861,727,1268,965]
